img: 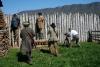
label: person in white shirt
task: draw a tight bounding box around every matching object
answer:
[68,28,80,47]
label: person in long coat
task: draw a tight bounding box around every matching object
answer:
[48,23,59,56]
[20,21,35,64]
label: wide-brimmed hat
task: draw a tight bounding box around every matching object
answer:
[50,23,56,28]
[23,21,30,27]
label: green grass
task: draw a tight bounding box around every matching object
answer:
[0,42,100,67]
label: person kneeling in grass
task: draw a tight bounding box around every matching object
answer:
[68,28,80,47]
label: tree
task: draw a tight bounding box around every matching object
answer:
[0,0,3,7]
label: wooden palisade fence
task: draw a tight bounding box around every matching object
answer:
[88,31,100,43]
[4,12,100,47]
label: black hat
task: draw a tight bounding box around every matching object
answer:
[23,21,30,27]
[38,12,42,15]
[50,23,56,28]
[12,14,17,17]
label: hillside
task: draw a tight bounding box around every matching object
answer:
[18,2,100,15]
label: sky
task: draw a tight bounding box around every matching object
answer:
[1,0,100,14]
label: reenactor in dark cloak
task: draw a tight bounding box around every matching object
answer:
[20,21,35,64]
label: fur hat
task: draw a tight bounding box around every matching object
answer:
[23,21,30,27]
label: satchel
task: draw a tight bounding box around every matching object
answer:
[26,31,36,48]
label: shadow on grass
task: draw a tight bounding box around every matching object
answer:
[59,44,80,48]
[59,44,69,47]
[16,52,29,63]
[40,49,50,54]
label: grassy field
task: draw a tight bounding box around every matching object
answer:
[0,42,100,67]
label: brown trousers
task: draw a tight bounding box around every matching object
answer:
[48,41,58,56]
[11,28,19,47]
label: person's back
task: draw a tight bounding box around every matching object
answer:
[68,28,80,47]
[36,15,45,29]
[21,28,34,40]
[70,30,78,36]
[48,23,59,56]
[48,26,58,41]
[36,16,45,29]
[20,22,35,65]
[11,14,20,30]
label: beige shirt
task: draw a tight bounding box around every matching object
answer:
[36,16,45,29]
[48,26,58,41]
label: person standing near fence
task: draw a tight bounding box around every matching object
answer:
[20,21,35,65]
[36,12,45,40]
[48,23,59,56]
[68,28,80,47]
[11,14,20,47]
